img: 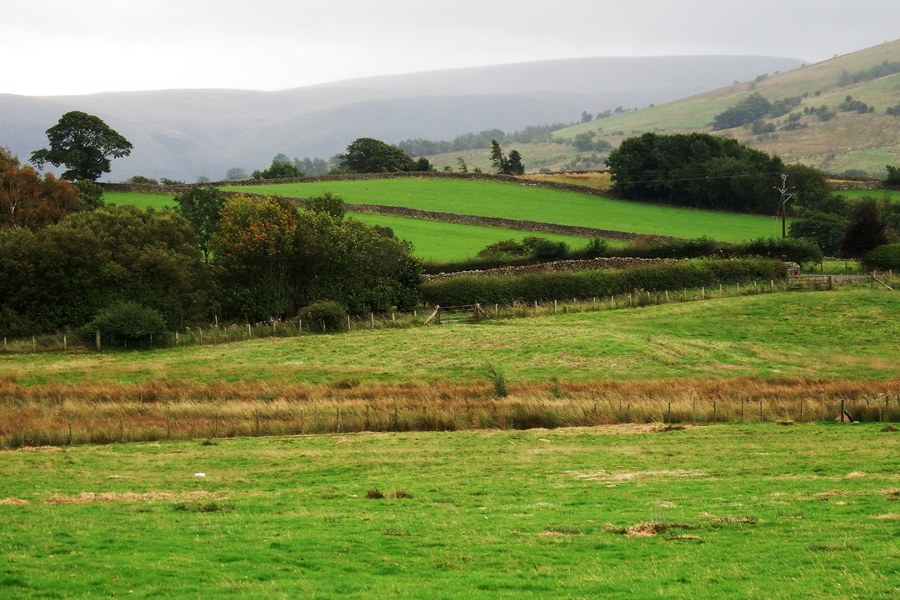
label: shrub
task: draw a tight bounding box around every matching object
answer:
[298,300,348,332]
[78,302,167,348]
[862,244,900,271]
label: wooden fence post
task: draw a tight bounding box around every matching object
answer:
[96,331,101,350]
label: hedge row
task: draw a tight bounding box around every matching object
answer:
[421,259,786,306]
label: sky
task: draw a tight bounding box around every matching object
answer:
[4,0,899,97]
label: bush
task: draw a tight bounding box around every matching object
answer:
[298,300,348,332]
[78,302,167,348]
[862,244,900,271]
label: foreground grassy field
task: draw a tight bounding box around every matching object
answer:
[2,423,899,599]
[224,179,785,241]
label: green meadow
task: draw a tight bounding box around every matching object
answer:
[224,179,786,241]
[2,423,899,599]
[4,287,900,387]
[102,190,598,261]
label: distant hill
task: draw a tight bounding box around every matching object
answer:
[0,55,804,182]
[552,39,900,177]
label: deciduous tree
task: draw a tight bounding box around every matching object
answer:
[337,138,417,173]
[0,148,80,229]
[30,111,132,181]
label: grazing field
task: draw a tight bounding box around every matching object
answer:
[6,285,900,449]
[2,423,899,599]
[4,287,899,388]
[224,179,785,241]
[834,188,900,203]
[101,190,599,262]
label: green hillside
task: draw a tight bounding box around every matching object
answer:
[551,39,900,176]
[226,179,786,242]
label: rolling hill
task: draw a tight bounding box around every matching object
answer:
[550,39,900,176]
[0,55,804,182]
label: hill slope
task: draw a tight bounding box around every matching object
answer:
[553,39,900,175]
[0,55,804,182]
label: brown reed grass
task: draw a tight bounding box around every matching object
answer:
[2,375,899,449]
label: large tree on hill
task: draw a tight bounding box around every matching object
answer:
[30,111,133,181]
[605,132,785,214]
[337,138,418,173]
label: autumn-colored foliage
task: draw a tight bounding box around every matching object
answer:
[0,147,80,229]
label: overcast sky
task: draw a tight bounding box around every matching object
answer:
[4,0,898,96]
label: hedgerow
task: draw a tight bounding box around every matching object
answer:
[421,259,785,306]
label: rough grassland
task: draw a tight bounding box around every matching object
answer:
[3,287,899,387]
[2,423,898,599]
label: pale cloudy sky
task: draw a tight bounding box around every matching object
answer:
[4,0,898,96]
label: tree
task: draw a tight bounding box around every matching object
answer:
[303,191,345,221]
[337,138,417,173]
[885,164,900,186]
[840,201,887,258]
[210,194,299,320]
[605,132,784,213]
[712,93,773,130]
[30,111,132,181]
[225,167,248,181]
[1,147,81,229]
[788,211,848,257]
[252,157,305,180]
[172,186,227,261]
[0,205,207,336]
[490,139,508,174]
[506,150,525,175]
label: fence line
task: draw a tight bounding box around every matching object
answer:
[4,276,881,354]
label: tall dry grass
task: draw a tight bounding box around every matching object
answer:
[3,376,899,448]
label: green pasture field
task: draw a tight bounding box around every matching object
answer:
[834,188,900,203]
[101,191,175,210]
[101,191,602,262]
[2,422,899,599]
[3,287,899,387]
[224,179,787,242]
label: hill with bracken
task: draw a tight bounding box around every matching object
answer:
[546,39,900,177]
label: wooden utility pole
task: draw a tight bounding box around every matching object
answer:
[774,174,799,238]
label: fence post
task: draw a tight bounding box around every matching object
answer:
[371,313,375,329]
[247,324,252,339]
[96,331,101,351]
[347,315,351,331]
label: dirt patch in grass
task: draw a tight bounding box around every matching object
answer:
[0,498,29,505]
[42,490,228,504]
[870,514,900,520]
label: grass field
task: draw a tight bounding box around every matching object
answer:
[4,286,898,388]
[223,179,786,242]
[102,190,601,261]
[2,422,899,599]
[834,189,900,203]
